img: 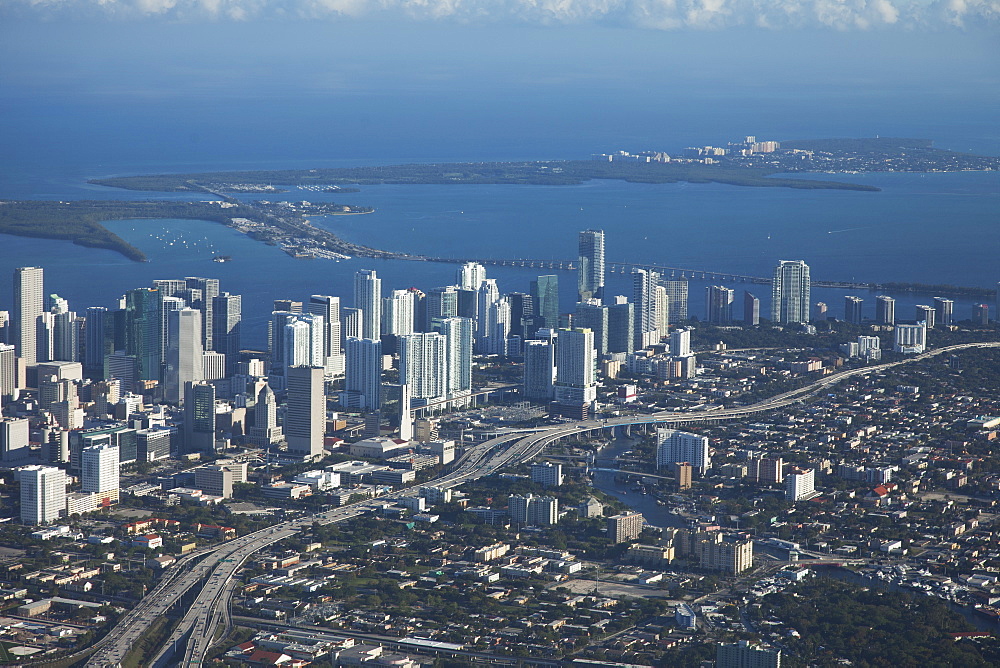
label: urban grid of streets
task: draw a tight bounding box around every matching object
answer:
[78,340,1000,667]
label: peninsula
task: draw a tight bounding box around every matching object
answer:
[86,137,998,194]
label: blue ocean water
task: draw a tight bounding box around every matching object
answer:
[0,168,995,348]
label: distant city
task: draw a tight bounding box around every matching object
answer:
[1,228,999,666]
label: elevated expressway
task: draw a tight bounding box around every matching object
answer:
[82,341,998,667]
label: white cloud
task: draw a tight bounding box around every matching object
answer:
[3,0,998,28]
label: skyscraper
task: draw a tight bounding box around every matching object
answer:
[875,295,895,325]
[438,317,473,397]
[934,297,954,327]
[354,269,382,340]
[553,328,597,415]
[345,337,382,410]
[771,260,811,324]
[632,269,660,348]
[382,289,415,336]
[184,277,220,349]
[578,229,605,302]
[607,299,635,354]
[247,382,283,447]
[81,442,119,494]
[183,381,216,453]
[844,296,864,324]
[124,287,162,381]
[13,267,44,365]
[743,291,760,326]
[476,279,500,349]
[523,339,556,401]
[457,262,486,291]
[574,302,609,356]
[212,293,242,376]
[530,275,559,332]
[164,308,204,404]
[706,285,735,324]
[84,306,111,378]
[915,304,936,328]
[18,465,66,525]
[399,332,447,400]
[427,286,459,322]
[285,366,325,458]
[663,279,689,322]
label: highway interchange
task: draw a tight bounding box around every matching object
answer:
[77,341,999,667]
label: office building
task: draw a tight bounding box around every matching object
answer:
[875,295,895,325]
[656,428,710,473]
[915,304,936,329]
[577,229,605,302]
[247,383,283,447]
[137,427,173,462]
[771,260,811,324]
[530,462,564,487]
[124,287,162,381]
[663,280,688,322]
[743,291,760,326]
[574,302,608,356]
[1,418,30,462]
[786,467,817,501]
[183,277,219,349]
[530,275,559,331]
[14,267,44,366]
[354,269,382,340]
[894,322,927,354]
[345,337,382,410]
[83,306,111,378]
[844,296,864,324]
[553,328,597,414]
[399,332,447,400]
[706,285,735,324]
[934,297,954,327]
[273,299,302,313]
[212,293,241,376]
[81,442,119,494]
[523,339,556,401]
[164,308,204,404]
[382,289,415,337]
[52,306,79,362]
[633,269,661,349]
[457,262,486,291]
[19,465,66,525]
[607,299,634,354]
[285,366,325,458]
[183,381,216,453]
[195,465,234,499]
[607,512,644,544]
[717,640,782,668]
[0,344,17,400]
[508,494,559,526]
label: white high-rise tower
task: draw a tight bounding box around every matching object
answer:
[354,270,382,340]
[14,267,44,366]
[771,260,811,324]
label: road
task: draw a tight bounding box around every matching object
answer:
[80,340,999,667]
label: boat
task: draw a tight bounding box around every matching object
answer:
[212,255,232,263]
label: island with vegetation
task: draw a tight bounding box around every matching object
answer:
[88,159,880,193]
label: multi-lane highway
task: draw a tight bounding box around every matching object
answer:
[81,340,999,667]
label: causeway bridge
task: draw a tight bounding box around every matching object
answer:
[421,256,918,292]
